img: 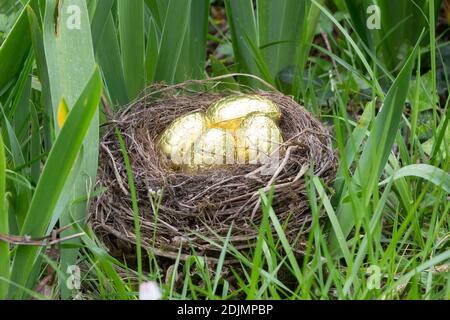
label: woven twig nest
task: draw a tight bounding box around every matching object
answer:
[90,80,337,262]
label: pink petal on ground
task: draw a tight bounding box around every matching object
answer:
[139,281,162,300]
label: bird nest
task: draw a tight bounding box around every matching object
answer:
[90,80,337,262]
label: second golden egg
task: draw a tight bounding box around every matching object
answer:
[190,128,236,168]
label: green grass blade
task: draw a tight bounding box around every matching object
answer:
[224,0,262,86]
[313,177,352,266]
[41,0,100,299]
[212,226,233,297]
[312,0,383,97]
[257,0,307,78]
[380,164,450,194]
[329,34,422,254]
[90,0,114,52]
[262,190,304,286]
[334,100,375,200]
[118,0,145,99]
[153,0,191,84]
[0,105,30,228]
[247,189,273,299]
[387,250,450,296]
[29,101,41,184]
[79,226,131,299]
[116,128,142,286]
[145,0,164,31]
[173,0,209,82]
[293,0,323,97]
[96,13,129,106]
[0,134,9,299]
[0,6,31,93]
[344,0,441,71]
[188,0,209,78]
[26,5,53,152]
[145,18,159,83]
[342,181,393,294]
[356,34,423,187]
[9,68,102,298]
[342,0,372,46]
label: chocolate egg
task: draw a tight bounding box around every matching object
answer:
[190,128,236,168]
[207,95,281,130]
[159,112,209,166]
[236,113,284,165]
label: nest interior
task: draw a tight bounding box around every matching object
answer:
[91,83,337,262]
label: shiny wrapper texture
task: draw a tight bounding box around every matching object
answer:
[207,95,281,130]
[190,128,236,168]
[158,112,209,166]
[236,113,284,164]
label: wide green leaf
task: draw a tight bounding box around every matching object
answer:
[173,0,209,83]
[41,0,99,299]
[224,0,262,86]
[90,0,114,52]
[380,164,450,194]
[257,0,307,78]
[9,67,102,298]
[153,0,191,84]
[0,6,31,94]
[118,0,145,99]
[96,13,129,106]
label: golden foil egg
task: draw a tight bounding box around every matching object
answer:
[189,128,236,169]
[158,112,209,166]
[236,113,284,165]
[207,95,281,130]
